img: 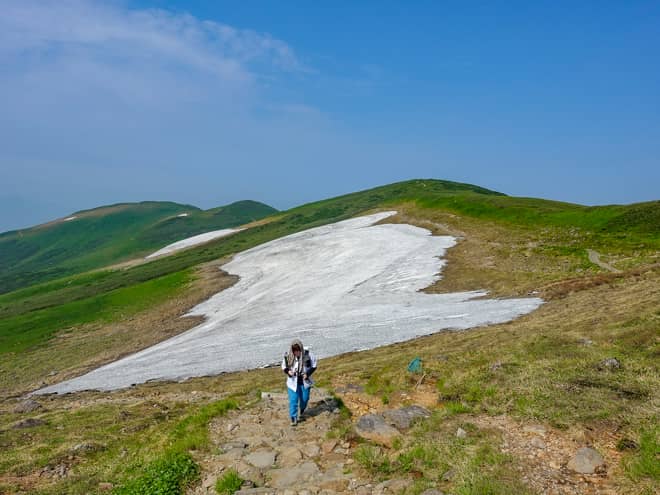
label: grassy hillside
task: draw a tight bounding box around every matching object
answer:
[0,178,657,494]
[0,200,277,294]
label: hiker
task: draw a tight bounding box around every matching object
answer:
[281,339,317,426]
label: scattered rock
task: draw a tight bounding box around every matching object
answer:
[221,441,248,452]
[70,442,106,454]
[523,424,547,436]
[382,405,431,429]
[278,446,303,467]
[268,461,320,488]
[489,361,503,372]
[456,427,467,439]
[235,488,276,495]
[597,357,621,371]
[530,437,546,449]
[578,338,593,346]
[245,450,277,469]
[261,391,288,401]
[355,414,401,447]
[13,399,42,414]
[441,469,455,481]
[98,482,113,491]
[12,418,46,429]
[567,447,606,474]
[301,442,321,458]
[420,490,445,495]
[321,439,338,454]
[373,478,411,494]
[616,438,639,451]
[335,383,365,394]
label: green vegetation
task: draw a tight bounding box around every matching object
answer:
[215,469,244,494]
[0,199,277,294]
[354,416,533,494]
[0,269,191,354]
[624,426,660,482]
[112,452,199,495]
[112,398,238,495]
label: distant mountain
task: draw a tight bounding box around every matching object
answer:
[0,200,277,294]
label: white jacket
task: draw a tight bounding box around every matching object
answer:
[281,349,318,392]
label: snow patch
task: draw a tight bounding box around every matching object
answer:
[38,211,543,394]
[177,213,189,217]
[63,216,77,222]
[145,228,241,259]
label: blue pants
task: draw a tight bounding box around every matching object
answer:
[287,385,310,420]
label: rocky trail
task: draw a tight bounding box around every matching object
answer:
[187,385,623,495]
[190,388,382,494]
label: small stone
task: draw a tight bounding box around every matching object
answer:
[98,482,113,491]
[70,442,106,454]
[261,391,287,400]
[420,490,445,495]
[597,357,621,371]
[12,418,46,429]
[456,427,467,439]
[227,423,238,432]
[13,399,42,414]
[567,447,606,474]
[578,338,593,346]
[321,439,337,454]
[221,441,248,451]
[442,469,455,481]
[489,361,503,372]
[530,437,546,449]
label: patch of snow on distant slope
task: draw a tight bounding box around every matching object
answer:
[38,211,543,393]
[63,216,77,221]
[145,228,242,259]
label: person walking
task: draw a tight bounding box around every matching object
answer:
[282,339,317,426]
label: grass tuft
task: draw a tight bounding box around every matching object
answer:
[215,469,243,494]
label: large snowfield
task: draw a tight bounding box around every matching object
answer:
[39,212,543,394]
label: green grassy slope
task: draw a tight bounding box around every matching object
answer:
[0,200,277,294]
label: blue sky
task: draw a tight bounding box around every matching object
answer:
[1,0,658,232]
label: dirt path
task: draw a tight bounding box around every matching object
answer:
[586,249,620,273]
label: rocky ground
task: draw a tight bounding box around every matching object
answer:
[186,386,622,495]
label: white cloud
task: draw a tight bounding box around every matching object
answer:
[0,0,303,96]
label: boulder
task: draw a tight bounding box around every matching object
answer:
[382,405,431,429]
[355,414,401,447]
[567,447,606,474]
[456,427,467,439]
